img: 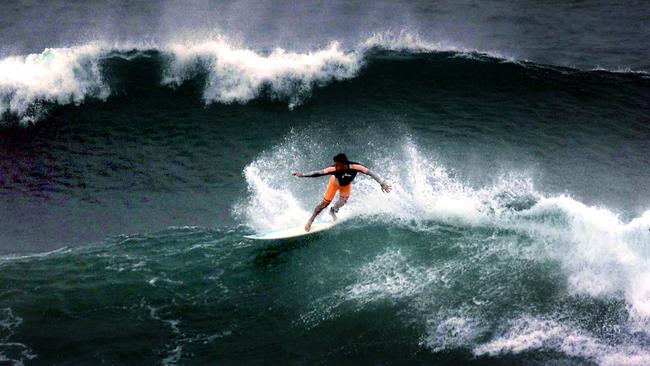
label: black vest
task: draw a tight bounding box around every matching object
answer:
[333,161,361,186]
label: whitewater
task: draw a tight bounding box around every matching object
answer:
[240,132,650,359]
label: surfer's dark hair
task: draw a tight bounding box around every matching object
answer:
[333,153,349,164]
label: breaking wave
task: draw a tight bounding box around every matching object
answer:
[241,130,650,365]
[1,32,646,125]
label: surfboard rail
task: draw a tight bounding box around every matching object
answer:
[244,222,336,240]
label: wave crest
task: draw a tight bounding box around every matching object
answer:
[162,39,362,109]
[0,31,647,125]
[0,45,109,125]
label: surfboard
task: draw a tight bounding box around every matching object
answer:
[244,221,336,240]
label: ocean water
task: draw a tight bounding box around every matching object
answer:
[1,1,650,365]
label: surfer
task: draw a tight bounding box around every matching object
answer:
[292,153,392,231]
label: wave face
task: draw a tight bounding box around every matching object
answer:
[1,33,648,125]
[1,31,650,365]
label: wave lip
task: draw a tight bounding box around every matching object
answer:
[162,38,362,109]
[0,44,109,125]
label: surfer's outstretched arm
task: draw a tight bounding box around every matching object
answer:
[350,164,392,193]
[293,167,335,177]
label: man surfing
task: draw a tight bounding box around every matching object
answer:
[292,153,391,231]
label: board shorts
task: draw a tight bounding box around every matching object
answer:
[323,176,351,202]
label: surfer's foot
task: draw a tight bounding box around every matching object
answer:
[305,221,313,232]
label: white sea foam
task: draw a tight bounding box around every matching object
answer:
[360,30,512,60]
[147,304,184,365]
[360,31,464,53]
[245,132,650,358]
[298,247,445,328]
[345,249,440,304]
[240,164,311,231]
[0,308,36,366]
[0,44,109,124]
[422,315,482,352]
[474,316,650,365]
[162,38,362,109]
[346,249,483,352]
[509,197,650,327]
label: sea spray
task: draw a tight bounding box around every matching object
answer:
[0,45,109,125]
[242,130,650,358]
[162,39,362,109]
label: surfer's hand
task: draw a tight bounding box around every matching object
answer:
[381,183,392,193]
[292,172,302,177]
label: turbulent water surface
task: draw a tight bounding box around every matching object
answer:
[1,1,650,365]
